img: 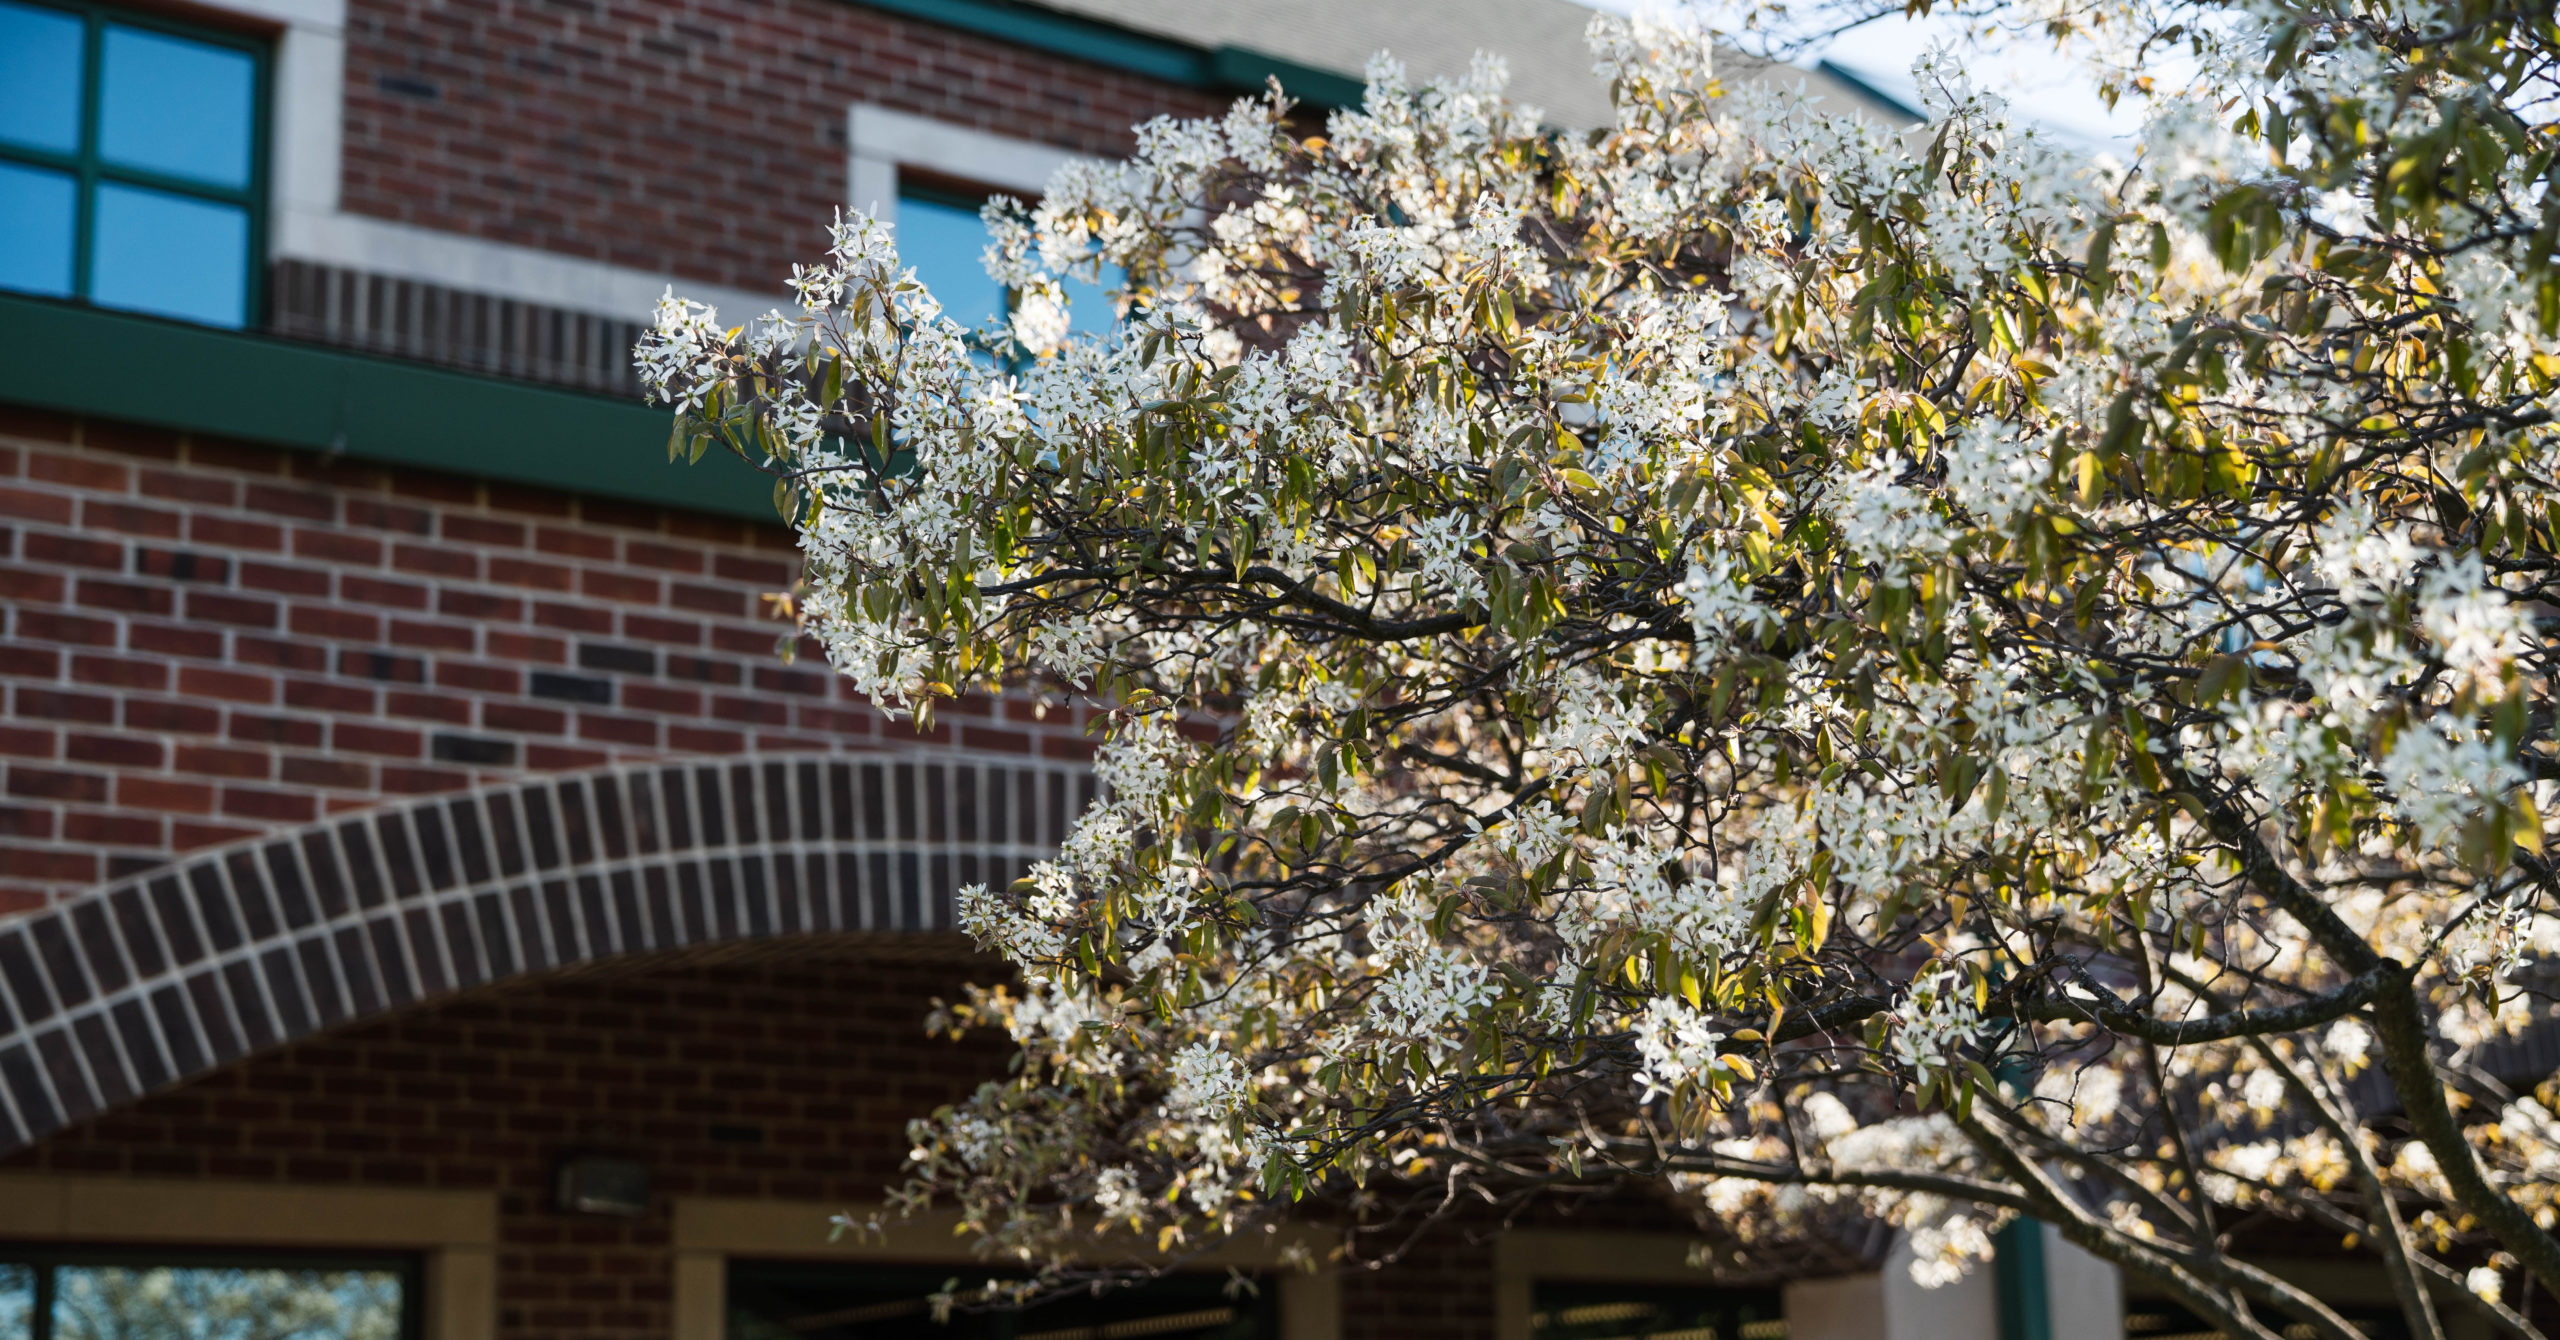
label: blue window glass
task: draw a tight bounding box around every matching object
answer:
[0,162,77,297]
[0,0,264,328]
[98,25,256,189]
[898,184,1123,355]
[0,0,84,154]
[91,182,249,324]
[50,1263,406,1340]
[0,1262,30,1340]
[0,1253,415,1340]
[897,190,1010,337]
[1062,265,1123,338]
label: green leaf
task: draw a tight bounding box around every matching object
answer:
[2197,653,2247,708]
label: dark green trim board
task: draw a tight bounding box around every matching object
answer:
[0,292,777,521]
[851,0,1366,108]
[1813,59,1926,123]
[853,0,1200,83]
[1208,46,1368,112]
[1994,1218,2054,1340]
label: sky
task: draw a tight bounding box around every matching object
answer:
[1571,0,2148,148]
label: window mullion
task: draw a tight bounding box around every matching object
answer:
[92,162,257,206]
[72,5,101,303]
[244,28,268,329]
[0,145,86,173]
[30,1261,53,1340]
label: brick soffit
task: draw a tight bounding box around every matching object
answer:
[0,751,1091,1156]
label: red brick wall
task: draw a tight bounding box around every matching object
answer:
[1342,1231,1499,1340]
[339,0,1232,293]
[0,408,1097,912]
[0,947,1019,1337]
[0,945,1521,1340]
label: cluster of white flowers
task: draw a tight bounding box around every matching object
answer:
[1369,937,1497,1061]
[1406,511,1486,604]
[1534,664,1648,769]
[956,881,1066,962]
[1090,1165,1143,1220]
[2418,554,2534,697]
[1630,996,1726,1102]
[1676,552,1770,656]
[637,0,2560,1298]
[1165,1042,1251,1120]
[1940,420,2046,529]
[1492,804,1574,872]
[1887,967,1984,1073]
[2138,95,2262,225]
[635,292,732,413]
[2310,499,2424,604]
[2380,718,2522,849]
[1904,1207,1999,1289]
[1094,713,1187,818]
[1826,454,1951,581]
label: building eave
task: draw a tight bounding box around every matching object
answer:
[0,292,776,523]
[851,0,1367,109]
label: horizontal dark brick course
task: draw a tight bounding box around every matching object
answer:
[431,733,516,766]
[576,644,655,676]
[529,672,612,705]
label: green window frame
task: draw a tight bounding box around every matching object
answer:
[0,1244,421,1340]
[0,0,270,328]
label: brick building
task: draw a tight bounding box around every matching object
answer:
[0,0,2165,1336]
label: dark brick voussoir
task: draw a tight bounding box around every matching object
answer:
[0,751,1083,1156]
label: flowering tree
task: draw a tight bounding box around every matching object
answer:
[638,5,2560,1336]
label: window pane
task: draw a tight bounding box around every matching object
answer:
[0,0,84,155]
[0,1262,32,1340]
[91,182,249,325]
[727,1261,1267,1340]
[52,1265,405,1340]
[897,192,1008,338]
[99,24,255,189]
[1062,264,1123,339]
[0,161,77,298]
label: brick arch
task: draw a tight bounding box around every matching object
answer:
[0,751,1090,1154]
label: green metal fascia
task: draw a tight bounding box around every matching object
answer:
[850,0,1361,108]
[0,292,777,522]
[1207,45,1367,112]
[1812,59,1925,124]
[853,0,1205,84]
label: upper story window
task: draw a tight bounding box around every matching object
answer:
[0,0,265,328]
[896,181,1119,357]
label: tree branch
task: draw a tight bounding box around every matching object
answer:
[2370,976,2560,1302]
